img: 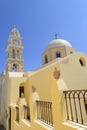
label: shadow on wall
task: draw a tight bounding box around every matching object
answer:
[0,125,6,130]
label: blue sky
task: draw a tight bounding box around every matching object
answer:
[0,0,87,73]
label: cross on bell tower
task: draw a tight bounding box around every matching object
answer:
[55,33,58,39]
[6,27,24,72]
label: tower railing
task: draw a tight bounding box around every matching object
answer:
[63,89,87,125]
[36,100,53,126]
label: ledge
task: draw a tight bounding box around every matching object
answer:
[22,119,31,127]
[14,121,20,127]
[34,120,54,130]
[64,121,87,130]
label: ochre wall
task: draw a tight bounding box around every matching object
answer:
[60,52,87,89]
[5,52,87,130]
[28,63,60,101]
[42,46,76,65]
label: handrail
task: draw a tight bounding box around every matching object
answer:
[63,89,87,125]
[36,100,53,126]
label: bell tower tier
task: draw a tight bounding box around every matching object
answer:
[6,27,24,72]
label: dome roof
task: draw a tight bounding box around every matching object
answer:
[45,39,72,50]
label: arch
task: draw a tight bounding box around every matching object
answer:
[17,50,20,59]
[44,56,48,64]
[13,64,17,72]
[70,51,73,54]
[55,51,61,58]
[8,53,9,58]
[12,49,16,59]
[19,83,25,98]
[79,57,86,67]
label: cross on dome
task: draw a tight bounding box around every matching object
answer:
[55,33,58,39]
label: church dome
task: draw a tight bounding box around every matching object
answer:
[45,39,72,51]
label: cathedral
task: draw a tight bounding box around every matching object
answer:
[0,27,87,130]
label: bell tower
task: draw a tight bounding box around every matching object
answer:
[6,27,24,72]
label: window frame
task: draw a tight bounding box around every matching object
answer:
[55,51,61,58]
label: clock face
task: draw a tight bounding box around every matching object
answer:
[13,39,20,44]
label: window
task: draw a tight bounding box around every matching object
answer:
[23,105,30,121]
[79,59,83,66]
[56,51,61,58]
[19,86,24,97]
[12,49,15,59]
[70,51,73,54]
[13,64,17,72]
[45,56,48,64]
[17,50,19,59]
[13,39,20,45]
[79,57,86,67]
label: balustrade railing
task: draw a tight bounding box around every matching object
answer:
[23,105,30,121]
[36,100,53,126]
[63,89,87,125]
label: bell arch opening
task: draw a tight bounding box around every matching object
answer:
[13,64,17,72]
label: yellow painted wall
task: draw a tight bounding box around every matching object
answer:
[42,46,76,65]
[60,52,87,89]
[5,52,87,130]
[28,63,60,101]
[66,47,76,55]
[51,47,66,59]
[42,47,66,64]
[42,50,50,64]
[9,77,27,104]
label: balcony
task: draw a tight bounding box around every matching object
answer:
[23,105,30,121]
[63,89,87,126]
[36,100,53,126]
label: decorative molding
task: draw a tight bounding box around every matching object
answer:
[32,85,36,93]
[53,67,60,79]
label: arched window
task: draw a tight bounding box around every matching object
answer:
[56,51,61,58]
[45,56,48,64]
[70,51,73,54]
[12,49,16,59]
[17,50,19,59]
[13,64,17,72]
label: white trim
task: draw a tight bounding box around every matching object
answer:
[35,120,54,130]
[64,121,87,130]
[22,119,31,127]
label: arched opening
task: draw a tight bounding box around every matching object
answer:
[45,56,48,64]
[70,51,73,54]
[13,64,17,72]
[79,57,86,67]
[12,49,16,59]
[17,50,19,59]
[8,53,9,58]
[56,51,61,58]
[19,86,24,98]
